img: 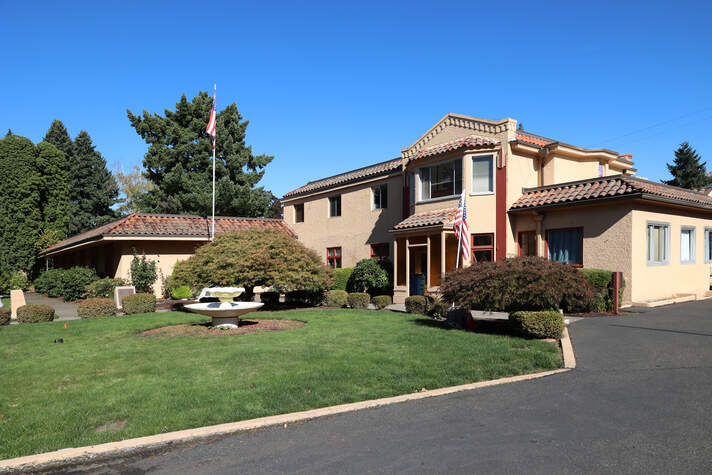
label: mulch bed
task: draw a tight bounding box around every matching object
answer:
[138,319,305,338]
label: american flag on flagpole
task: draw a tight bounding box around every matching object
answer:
[205,91,217,145]
[454,192,471,262]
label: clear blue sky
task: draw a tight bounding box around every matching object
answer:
[2,1,711,197]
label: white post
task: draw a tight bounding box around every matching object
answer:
[211,83,216,241]
[455,234,462,269]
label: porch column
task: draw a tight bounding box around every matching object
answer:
[426,235,431,290]
[440,231,446,275]
[534,213,544,257]
[393,239,398,287]
[405,237,410,295]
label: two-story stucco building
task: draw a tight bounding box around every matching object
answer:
[283,113,712,306]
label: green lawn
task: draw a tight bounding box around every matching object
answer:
[0,309,562,459]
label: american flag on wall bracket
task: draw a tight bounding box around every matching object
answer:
[454,191,471,262]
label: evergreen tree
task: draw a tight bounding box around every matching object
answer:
[663,142,710,189]
[127,91,274,217]
[36,142,70,245]
[43,119,74,161]
[0,135,42,272]
[67,131,119,235]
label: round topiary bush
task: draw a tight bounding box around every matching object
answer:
[0,308,10,326]
[372,295,392,310]
[17,304,55,323]
[346,259,392,296]
[77,298,117,318]
[171,229,332,300]
[122,293,156,315]
[405,295,428,314]
[347,292,370,309]
[440,257,596,313]
[509,311,564,339]
[326,289,348,307]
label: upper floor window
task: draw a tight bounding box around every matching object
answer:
[646,222,670,266]
[294,204,304,223]
[329,195,341,217]
[419,158,462,201]
[471,154,494,194]
[327,247,342,268]
[681,226,696,264]
[705,228,712,264]
[547,228,583,266]
[373,184,388,209]
[370,243,389,260]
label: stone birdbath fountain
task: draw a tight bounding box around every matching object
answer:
[184,287,263,328]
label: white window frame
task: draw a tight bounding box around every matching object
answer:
[705,227,712,264]
[470,153,495,195]
[646,221,670,266]
[680,226,696,265]
[416,158,463,203]
[372,183,388,210]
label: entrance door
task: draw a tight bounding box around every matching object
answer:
[409,246,428,296]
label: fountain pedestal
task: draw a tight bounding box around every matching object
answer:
[183,287,263,327]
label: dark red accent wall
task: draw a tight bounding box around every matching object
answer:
[495,152,506,260]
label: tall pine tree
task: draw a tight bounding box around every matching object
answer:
[43,119,74,161]
[67,131,119,235]
[663,142,710,189]
[127,91,274,217]
[0,135,42,273]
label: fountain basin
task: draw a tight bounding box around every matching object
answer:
[184,301,264,326]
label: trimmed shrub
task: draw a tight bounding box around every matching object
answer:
[286,289,325,306]
[332,268,353,291]
[122,293,156,315]
[579,268,626,312]
[346,259,392,296]
[509,311,564,339]
[440,257,596,313]
[326,289,348,307]
[428,299,449,319]
[33,268,66,297]
[347,292,370,309]
[259,291,280,304]
[17,304,55,323]
[405,295,428,315]
[171,229,332,297]
[60,267,100,302]
[171,285,192,300]
[372,295,392,310]
[77,298,117,318]
[85,278,127,299]
[0,308,10,325]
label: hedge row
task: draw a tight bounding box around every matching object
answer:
[17,304,55,323]
[77,298,117,318]
[509,311,564,339]
[122,293,156,315]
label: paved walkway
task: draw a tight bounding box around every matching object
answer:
[55,300,712,474]
[25,292,78,320]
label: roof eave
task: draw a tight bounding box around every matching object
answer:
[508,192,642,213]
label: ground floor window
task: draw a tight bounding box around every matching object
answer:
[705,228,712,263]
[370,243,389,260]
[518,231,537,257]
[681,226,696,264]
[547,228,583,266]
[327,247,342,268]
[471,233,494,262]
[647,222,670,265]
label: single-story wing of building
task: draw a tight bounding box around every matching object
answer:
[39,213,296,297]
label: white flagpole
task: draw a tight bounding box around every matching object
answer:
[211,83,216,241]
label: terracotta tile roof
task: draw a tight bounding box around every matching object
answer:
[40,213,295,256]
[510,175,712,211]
[410,135,499,161]
[392,208,458,231]
[283,158,402,198]
[515,131,555,147]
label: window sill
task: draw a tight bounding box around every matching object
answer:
[681,261,696,265]
[646,261,670,267]
[470,191,494,196]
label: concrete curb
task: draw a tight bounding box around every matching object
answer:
[0,367,571,473]
[561,326,577,369]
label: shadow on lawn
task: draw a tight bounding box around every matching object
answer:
[412,318,511,336]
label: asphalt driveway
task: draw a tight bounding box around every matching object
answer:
[58,300,712,474]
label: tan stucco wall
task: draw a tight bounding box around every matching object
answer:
[630,204,712,303]
[283,175,403,268]
[512,202,634,304]
[549,155,601,184]
[113,240,205,298]
[505,149,539,256]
